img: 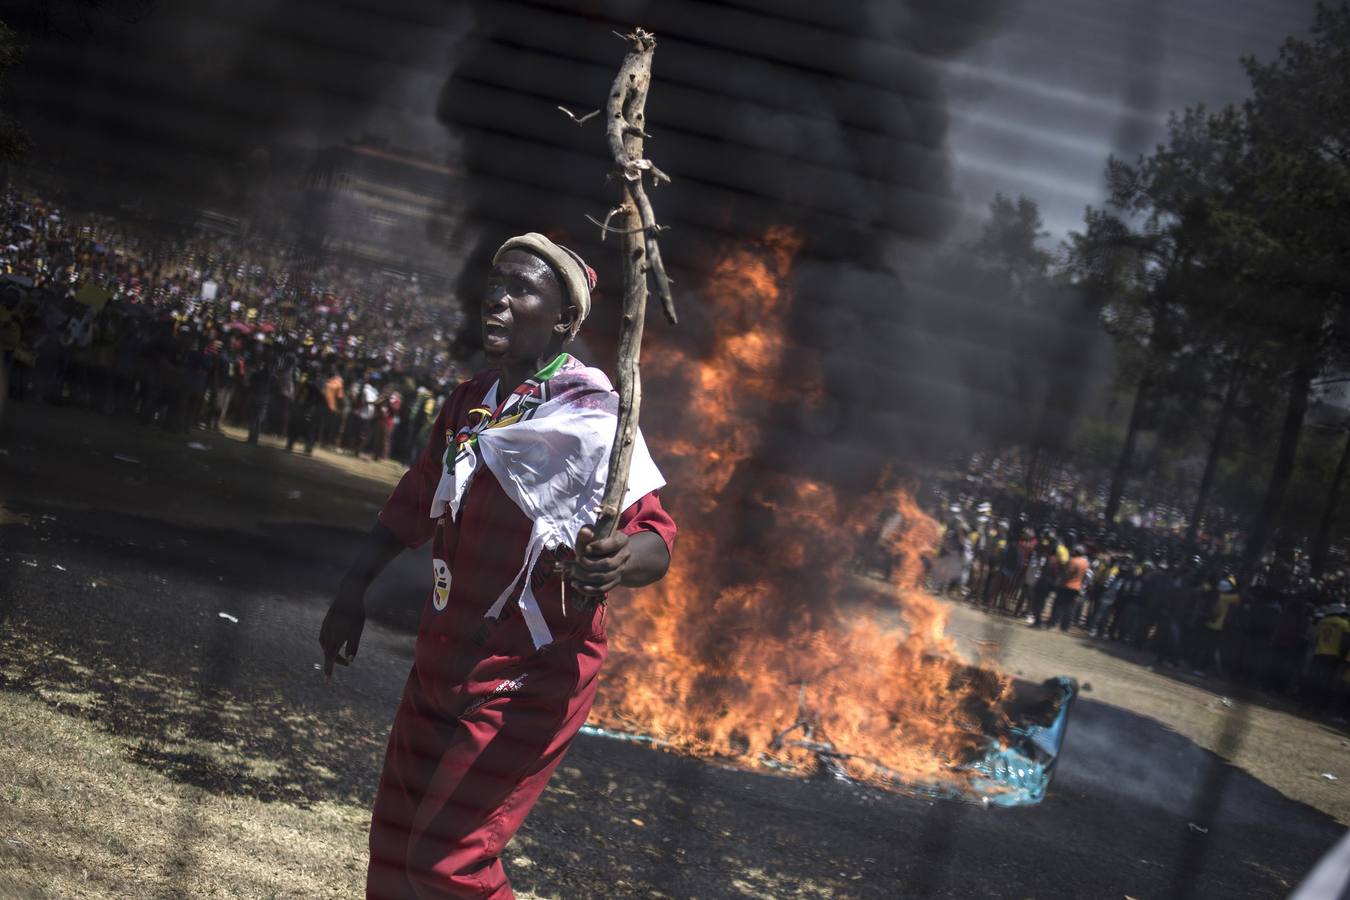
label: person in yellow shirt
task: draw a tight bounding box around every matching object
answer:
[1027,529,1069,627]
[1192,578,1240,675]
[1309,606,1349,713]
[1207,582,1241,631]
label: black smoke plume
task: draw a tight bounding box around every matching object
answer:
[438,0,1016,479]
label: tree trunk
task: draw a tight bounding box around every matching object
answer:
[1186,363,1243,549]
[1104,372,1150,524]
[1023,442,1041,499]
[1243,353,1318,571]
[1310,427,1350,577]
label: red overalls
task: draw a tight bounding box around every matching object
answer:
[368,370,676,899]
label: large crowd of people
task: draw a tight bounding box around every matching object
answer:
[0,190,468,463]
[6,188,1348,721]
[920,494,1350,720]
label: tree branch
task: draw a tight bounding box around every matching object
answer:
[593,28,677,542]
[557,105,600,126]
[585,204,632,240]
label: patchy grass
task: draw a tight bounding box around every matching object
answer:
[0,688,372,899]
[0,640,553,899]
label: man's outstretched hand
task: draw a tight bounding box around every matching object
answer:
[319,575,367,678]
[321,521,407,678]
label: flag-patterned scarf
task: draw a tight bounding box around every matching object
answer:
[430,353,664,649]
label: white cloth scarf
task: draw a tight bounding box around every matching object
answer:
[430,355,664,649]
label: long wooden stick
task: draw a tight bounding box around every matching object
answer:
[589,28,676,540]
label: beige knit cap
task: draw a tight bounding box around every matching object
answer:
[493,233,597,338]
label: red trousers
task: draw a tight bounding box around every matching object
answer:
[366,624,605,899]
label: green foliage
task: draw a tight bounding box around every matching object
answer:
[0,1,155,42]
[1069,417,1128,471]
[1241,3,1350,292]
[970,192,1053,299]
[919,192,1069,450]
[0,18,30,162]
[1285,428,1350,535]
[1048,3,1350,557]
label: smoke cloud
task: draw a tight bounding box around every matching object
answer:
[437,0,1034,476]
[5,0,467,214]
[7,0,1104,469]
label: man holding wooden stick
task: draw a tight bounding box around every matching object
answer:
[320,233,675,898]
[320,29,676,897]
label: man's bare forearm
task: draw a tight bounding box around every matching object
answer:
[344,521,407,588]
[620,530,670,588]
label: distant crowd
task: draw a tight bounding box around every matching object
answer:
[0,191,467,462]
[915,497,1350,720]
[7,189,1349,719]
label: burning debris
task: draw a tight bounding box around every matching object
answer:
[585,229,1077,805]
[583,672,1076,806]
[951,677,1077,807]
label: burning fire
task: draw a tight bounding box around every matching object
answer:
[596,228,1011,788]
[647,226,808,503]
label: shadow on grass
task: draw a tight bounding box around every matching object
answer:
[0,637,387,809]
[2,631,1342,899]
[1062,628,1350,738]
[929,596,1350,740]
[0,508,411,811]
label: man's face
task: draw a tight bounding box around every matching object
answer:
[481,250,573,364]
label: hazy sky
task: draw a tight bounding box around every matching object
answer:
[943,0,1321,240]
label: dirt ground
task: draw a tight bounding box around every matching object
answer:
[1,401,1346,898]
[923,590,1350,825]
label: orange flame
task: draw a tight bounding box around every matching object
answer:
[597,228,1010,787]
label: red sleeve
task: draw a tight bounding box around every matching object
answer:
[618,489,677,560]
[376,381,474,549]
